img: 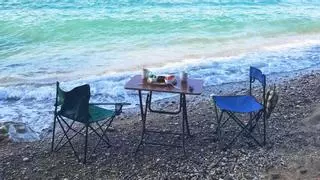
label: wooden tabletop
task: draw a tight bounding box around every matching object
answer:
[124,75,203,95]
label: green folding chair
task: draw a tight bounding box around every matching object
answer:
[51,82,130,163]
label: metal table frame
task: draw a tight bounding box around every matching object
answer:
[124,75,203,155]
[135,90,191,155]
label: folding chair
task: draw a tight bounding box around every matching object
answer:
[51,82,129,163]
[212,67,267,149]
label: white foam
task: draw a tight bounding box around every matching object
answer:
[1,44,320,141]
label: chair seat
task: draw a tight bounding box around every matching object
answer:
[89,105,115,122]
[213,95,263,113]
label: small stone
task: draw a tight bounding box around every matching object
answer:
[0,134,9,141]
[224,174,234,180]
[270,173,281,179]
[300,169,307,174]
[15,125,26,133]
[0,125,8,134]
[316,86,320,94]
[23,157,30,162]
[106,126,115,132]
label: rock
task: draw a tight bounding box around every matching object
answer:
[316,85,320,94]
[15,124,26,133]
[0,134,9,141]
[23,157,30,162]
[106,126,115,132]
[224,174,234,180]
[0,125,8,134]
[299,169,307,174]
[3,122,39,142]
[270,173,281,179]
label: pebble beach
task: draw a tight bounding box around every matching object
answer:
[1,70,320,179]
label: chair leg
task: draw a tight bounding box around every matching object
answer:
[216,110,224,141]
[51,115,57,152]
[248,112,254,132]
[226,111,263,148]
[92,121,113,151]
[55,125,85,152]
[263,111,267,145]
[89,125,111,152]
[57,118,80,161]
[84,125,89,164]
[54,118,78,152]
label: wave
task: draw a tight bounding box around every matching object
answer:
[1,0,320,140]
[1,0,320,9]
[0,44,319,139]
[1,44,320,101]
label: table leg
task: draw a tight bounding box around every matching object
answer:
[181,93,191,156]
[135,90,147,154]
[182,103,186,156]
[182,94,191,136]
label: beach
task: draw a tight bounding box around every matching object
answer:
[1,0,320,138]
[1,70,320,179]
[1,0,320,179]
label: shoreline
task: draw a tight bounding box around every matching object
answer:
[1,68,320,179]
[101,64,320,120]
[1,44,320,138]
[11,64,320,141]
[1,62,319,142]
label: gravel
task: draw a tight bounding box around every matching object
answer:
[1,70,320,179]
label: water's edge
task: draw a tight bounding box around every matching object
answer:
[28,64,319,143]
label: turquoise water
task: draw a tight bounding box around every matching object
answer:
[0,0,320,140]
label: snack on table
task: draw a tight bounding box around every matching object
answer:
[165,75,177,85]
[147,73,177,85]
[157,76,166,83]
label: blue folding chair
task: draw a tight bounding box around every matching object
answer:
[212,67,267,148]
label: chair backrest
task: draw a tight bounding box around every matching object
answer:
[249,67,266,106]
[55,82,66,107]
[55,82,91,123]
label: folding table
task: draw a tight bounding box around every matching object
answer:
[125,75,203,154]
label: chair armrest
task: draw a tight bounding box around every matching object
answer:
[89,102,131,106]
[89,102,131,116]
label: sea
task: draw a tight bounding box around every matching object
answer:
[0,0,320,140]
